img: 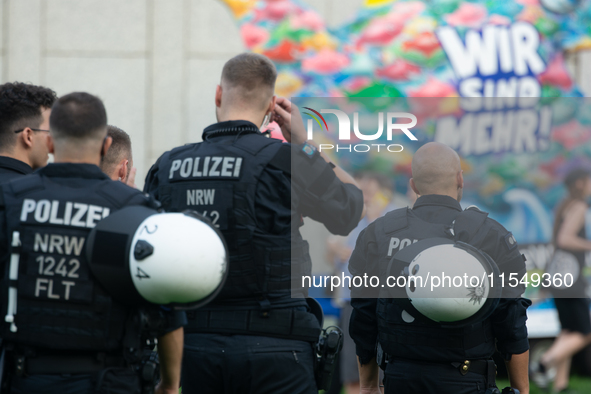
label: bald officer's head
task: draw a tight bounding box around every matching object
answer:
[410,142,463,202]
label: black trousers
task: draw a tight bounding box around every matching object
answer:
[9,367,141,394]
[181,333,317,394]
[384,359,492,394]
[10,374,93,394]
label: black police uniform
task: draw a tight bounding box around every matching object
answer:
[144,120,364,394]
[0,163,186,394]
[349,195,531,394]
[0,156,33,184]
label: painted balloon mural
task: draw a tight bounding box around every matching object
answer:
[221,0,591,298]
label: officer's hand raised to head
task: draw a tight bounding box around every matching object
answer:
[272,97,306,144]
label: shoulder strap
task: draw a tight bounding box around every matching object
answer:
[8,174,44,197]
[95,181,145,210]
[233,134,281,156]
[0,185,4,208]
[453,206,488,243]
[167,143,199,160]
[382,208,410,234]
[291,146,337,197]
[268,144,291,175]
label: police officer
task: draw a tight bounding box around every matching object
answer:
[0,82,57,183]
[0,92,183,394]
[144,52,365,394]
[349,142,531,394]
[100,125,136,186]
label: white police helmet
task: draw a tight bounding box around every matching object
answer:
[389,238,501,327]
[87,206,228,310]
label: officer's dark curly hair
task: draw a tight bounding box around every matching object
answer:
[0,82,57,152]
[50,92,107,140]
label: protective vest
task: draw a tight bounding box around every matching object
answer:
[154,131,311,307]
[0,174,144,351]
[373,207,498,362]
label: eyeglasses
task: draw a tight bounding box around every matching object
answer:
[13,128,50,134]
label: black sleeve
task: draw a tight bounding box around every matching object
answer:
[490,297,531,357]
[291,145,364,236]
[481,219,531,355]
[348,224,380,364]
[158,309,187,335]
[481,219,528,298]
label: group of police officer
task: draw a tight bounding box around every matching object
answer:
[0,52,530,394]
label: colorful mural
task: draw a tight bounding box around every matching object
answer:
[220,0,591,98]
[222,0,591,298]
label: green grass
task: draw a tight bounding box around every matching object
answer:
[497,376,591,393]
[318,376,591,394]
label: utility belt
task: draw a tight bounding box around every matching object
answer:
[378,341,496,379]
[2,348,159,394]
[11,351,126,376]
[382,356,520,394]
[384,355,497,383]
[22,353,126,375]
[186,308,321,343]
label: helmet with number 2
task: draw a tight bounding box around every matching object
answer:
[87,206,228,310]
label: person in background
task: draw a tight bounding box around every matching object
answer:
[326,172,397,394]
[99,125,136,187]
[538,168,591,394]
[0,82,57,183]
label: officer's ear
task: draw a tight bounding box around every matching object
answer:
[267,95,276,114]
[215,85,222,108]
[101,136,113,158]
[47,133,55,154]
[457,170,464,190]
[20,128,35,149]
[118,159,129,182]
[409,178,420,197]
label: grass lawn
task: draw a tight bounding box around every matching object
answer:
[318,376,591,394]
[496,376,591,393]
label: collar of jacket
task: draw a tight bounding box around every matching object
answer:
[202,120,263,140]
[413,194,462,211]
[37,163,111,179]
[0,156,33,175]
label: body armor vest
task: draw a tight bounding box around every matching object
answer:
[155,133,311,307]
[373,207,497,362]
[0,173,144,351]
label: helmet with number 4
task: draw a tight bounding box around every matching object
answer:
[87,206,228,310]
